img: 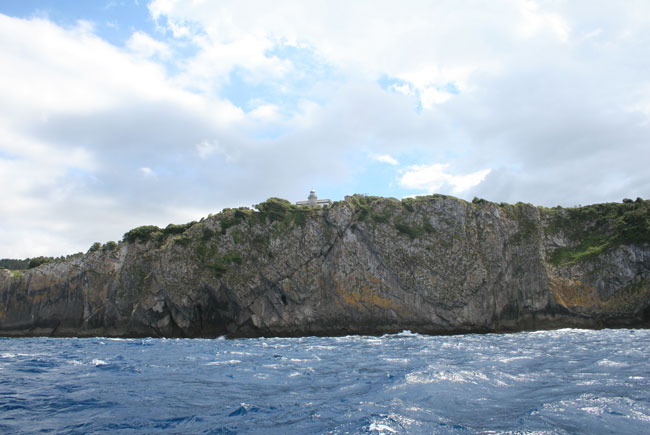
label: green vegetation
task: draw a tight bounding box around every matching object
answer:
[255,197,293,221]
[401,198,415,212]
[346,194,396,223]
[123,225,161,243]
[216,207,254,234]
[547,198,650,266]
[254,198,311,228]
[221,252,242,265]
[88,242,102,253]
[507,204,539,244]
[371,213,390,224]
[394,222,423,239]
[0,258,29,270]
[173,236,192,247]
[123,222,197,244]
[345,194,439,238]
[102,241,118,251]
[28,256,55,269]
[202,228,215,241]
[4,254,81,270]
[394,220,435,239]
[163,222,195,236]
[195,242,242,278]
[220,214,241,234]
[422,221,435,234]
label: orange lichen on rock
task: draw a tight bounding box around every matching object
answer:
[549,276,601,310]
[334,275,400,313]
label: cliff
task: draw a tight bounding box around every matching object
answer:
[1,195,649,338]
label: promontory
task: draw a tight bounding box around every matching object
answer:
[1,194,649,338]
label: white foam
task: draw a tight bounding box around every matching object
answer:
[597,359,628,367]
[91,359,108,366]
[406,369,491,385]
[368,423,397,433]
[394,330,420,337]
[203,359,241,366]
[383,358,409,364]
[497,356,533,363]
[306,345,336,351]
[581,405,604,415]
[262,363,282,369]
[1,352,42,358]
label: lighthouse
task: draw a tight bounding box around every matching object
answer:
[295,189,332,207]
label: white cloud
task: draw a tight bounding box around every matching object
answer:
[516,0,570,42]
[195,139,234,161]
[420,87,453,108]
[400,164,492,194]
[146,0,567,109]
[139,167,155,177]
[369,153,399,165]
[249,104,280,121]
[127,31,171,59]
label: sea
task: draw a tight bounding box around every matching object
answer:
[1,329,649,434]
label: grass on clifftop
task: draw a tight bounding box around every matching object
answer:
[547,198,650,266]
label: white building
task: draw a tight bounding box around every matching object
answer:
[296,190,332,207]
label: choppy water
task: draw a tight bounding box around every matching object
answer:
[1,329,649,434]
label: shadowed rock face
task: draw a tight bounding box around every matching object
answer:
[1,195,649,338]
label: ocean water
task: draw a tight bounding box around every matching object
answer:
[1,329,649,434]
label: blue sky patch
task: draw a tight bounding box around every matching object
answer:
[0,0,156,47]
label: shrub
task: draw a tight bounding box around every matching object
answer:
[220,215,241,234]
[88,242,101,253]
[102,241,118,251]
[254,197,293,222]
[401,199,415,213]
[163,222,195,237]
[0,258,30,270]
[202,228,215,241]
[123,225,161,243]
[254,197,311,227]
[394,222,424,239]
[28,256,54,269]
[174,236,192,247]
[423,221,435,234]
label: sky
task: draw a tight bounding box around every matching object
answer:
[1,0,649,258]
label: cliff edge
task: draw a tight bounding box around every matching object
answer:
[1,195,649,338]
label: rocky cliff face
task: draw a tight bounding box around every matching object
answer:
[1,195,649,338]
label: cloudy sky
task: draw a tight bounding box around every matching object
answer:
[1,0,649,258]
